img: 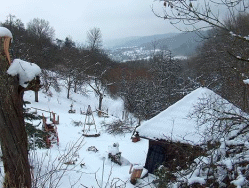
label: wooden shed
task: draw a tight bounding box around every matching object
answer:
[137,87,222,173]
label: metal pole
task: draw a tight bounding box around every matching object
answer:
[101,157,106,188]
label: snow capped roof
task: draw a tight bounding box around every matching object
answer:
[0,27,13,39]
[7,59,41,87]
[137,87,229,144]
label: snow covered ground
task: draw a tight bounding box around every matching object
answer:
[21,86,150,187]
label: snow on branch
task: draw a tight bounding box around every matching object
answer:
[7,59,41,87]
[230,31,249,43]
[243,79,249,85]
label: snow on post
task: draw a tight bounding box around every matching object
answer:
[0,27,13,39]
[7,59,41,87]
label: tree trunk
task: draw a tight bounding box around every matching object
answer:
[35,90,38,102]
[67,86,70,99]
[67,78,71,99]
[98,94,103,111]
[0,56,31,188]
[74,81,77,93]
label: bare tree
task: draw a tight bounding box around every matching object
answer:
[155,1,249,49]
[156,0,248,32]
[86,27,102,51]
[88,76,108,111]
[41,70,61,94]
[58,37,90,99]
[27,18,55,40]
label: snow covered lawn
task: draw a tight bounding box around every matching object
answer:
[22,87,149,187]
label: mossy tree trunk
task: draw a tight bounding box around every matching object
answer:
[0,56,31,187]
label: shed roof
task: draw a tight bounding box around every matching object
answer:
[137,87,238,144]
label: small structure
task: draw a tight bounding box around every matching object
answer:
[137,87,223,174]
[96,108,109,117]
[50,111,59,124]
[129,164,143,185]
[80,108,85,115]
[83,105,100,137]
[42,114,59,148]
[131,131,140,143]
[108,142,122,165]
[122,110,129,122]
[68,104,76,113]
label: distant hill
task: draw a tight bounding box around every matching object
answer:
[104,33,179,48]
[105,31,207,61]
[142,32,206,56]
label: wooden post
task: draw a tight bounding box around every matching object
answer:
[0,36,12,65]
[53,112,55,124]
[0,32,31,187]
[129,164,143,185]
[42,114,46,129]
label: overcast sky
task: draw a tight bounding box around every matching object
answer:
[0,0,180,44]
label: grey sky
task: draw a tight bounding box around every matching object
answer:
[0,0,179,44]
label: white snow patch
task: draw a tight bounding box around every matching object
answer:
[108,142,120,155]
[243,79,249,85]
[132,164,143,170]
[0,27,13,38]
[188,177,206,185]
[231,174,246,188]
[7,59,41,87]
[18,82,149,188]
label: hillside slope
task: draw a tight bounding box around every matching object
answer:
[20,85,150,187]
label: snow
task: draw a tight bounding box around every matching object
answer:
[243,79,249,85]
[108,143,120,155]
[188,176,206,185]
[137,87,245,145]
[7,59,41,87]
[132,164,143,170]
[220,158,233,170]
[173,55,188,60]
[137,87,218,144]
[4,66,248,187]
[231,174,246,187]
[18,81,149,187]
[0,27,13,38]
